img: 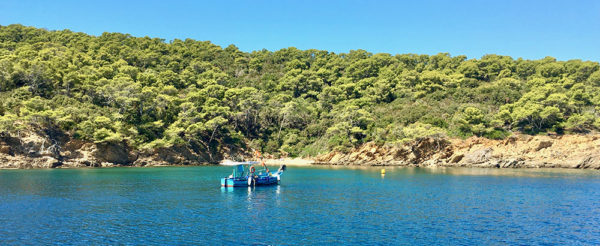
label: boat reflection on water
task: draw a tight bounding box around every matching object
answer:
[220,184,281,201]
[220,186,236,193]
[220,184,282,213]
[221,185,280,192]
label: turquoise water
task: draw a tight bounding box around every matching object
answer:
[1,166,600,245]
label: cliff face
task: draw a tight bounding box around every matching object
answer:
[2,129,599,169]
[315,134,600,169]
[0,130,243,169]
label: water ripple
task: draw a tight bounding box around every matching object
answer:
[0,166,599,245]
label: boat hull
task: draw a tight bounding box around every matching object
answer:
[221,176,279,187]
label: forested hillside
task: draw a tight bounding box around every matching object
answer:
[1,24,599,159]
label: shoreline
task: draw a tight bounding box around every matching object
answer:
[1,159,599,170]
[313,134,600,169]
[263,158,314,166]
[3,164,600,173]
[1,132,599,170]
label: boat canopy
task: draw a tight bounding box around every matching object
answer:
[232,165,246,178]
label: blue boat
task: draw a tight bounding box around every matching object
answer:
[220,161,286,187]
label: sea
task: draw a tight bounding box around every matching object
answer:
[1,166,599,245]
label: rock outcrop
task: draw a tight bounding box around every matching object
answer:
[0,129,221,169]
[315,134,600,169]
[2,129,599,169]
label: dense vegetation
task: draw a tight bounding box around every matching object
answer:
[1,24,599,159]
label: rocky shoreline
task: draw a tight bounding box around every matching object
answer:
[314,134,600,169]
[0,130,219,169]
[1,130,599,169]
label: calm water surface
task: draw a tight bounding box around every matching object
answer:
[1,166,599,245]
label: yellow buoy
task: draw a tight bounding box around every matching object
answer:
[381,168,386,174]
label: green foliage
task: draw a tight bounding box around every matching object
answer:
[0,24,599,157]
[452,106,488,137]
[399,123,446,142]
[563,113,596,132]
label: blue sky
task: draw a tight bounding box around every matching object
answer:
[1,0,599,61]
